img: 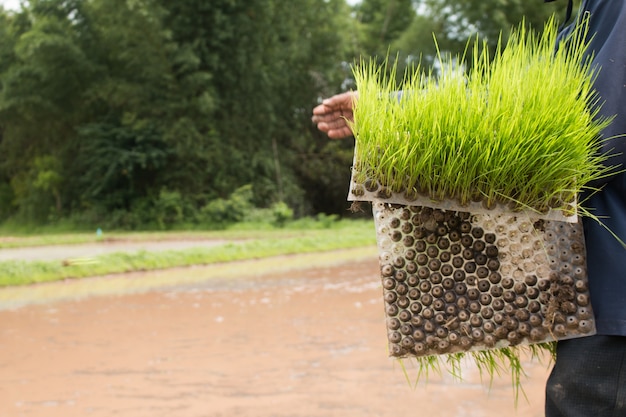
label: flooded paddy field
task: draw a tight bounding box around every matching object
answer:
[0,248,550,417]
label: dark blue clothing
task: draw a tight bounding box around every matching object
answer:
[571,0,626,336]
[546,336,626,416]
[547,3,626,415]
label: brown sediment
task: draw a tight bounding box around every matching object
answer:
[0,253,555,416]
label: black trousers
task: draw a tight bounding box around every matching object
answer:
[545,335,626,417]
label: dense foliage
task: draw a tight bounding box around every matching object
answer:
[0,0,563,229]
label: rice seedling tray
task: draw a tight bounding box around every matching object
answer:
[366,197,595,359]
[348,175,578,223]
[344,18,604,362]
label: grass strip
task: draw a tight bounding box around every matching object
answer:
[0,222,376,287]
[0,224,348,249]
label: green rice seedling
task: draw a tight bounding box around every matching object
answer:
[351,17,615,215]
[405,344,555,406]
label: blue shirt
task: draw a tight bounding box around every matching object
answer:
[561,0,626,335]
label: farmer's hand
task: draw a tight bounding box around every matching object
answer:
[312,91,357,139]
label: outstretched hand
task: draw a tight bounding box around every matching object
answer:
[311,91,357,139]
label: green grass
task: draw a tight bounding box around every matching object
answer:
[0,215,359,249]
[0,220,376,287]
[0,228,341,249]
[351,17,614,215]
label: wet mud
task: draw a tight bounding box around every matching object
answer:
[0,254,551,417]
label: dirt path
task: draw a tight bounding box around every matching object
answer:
[0,250,551,417]
[0,239,231,262]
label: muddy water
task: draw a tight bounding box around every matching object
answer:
[0,252,550,417]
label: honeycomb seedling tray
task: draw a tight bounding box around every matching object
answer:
[371,200,595,359]
[348,174,578,223]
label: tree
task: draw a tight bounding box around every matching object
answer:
[160,0,356,215]
[0,1,95,220]
[394,0,563,67]
[0,0,568,226]
[351,0,415,58]
[0,8,17,220]
[68,0,186,214]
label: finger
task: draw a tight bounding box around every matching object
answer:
[311,113,333,124]
[312,103,343,116]
[322,91,356,108]
[327,126,354,139]
[312,109,352,125]
[317,120,354,139]
[315,121,332,133]
[312,104,330,116]
[313,91,357,115]
[317,117,351,131]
